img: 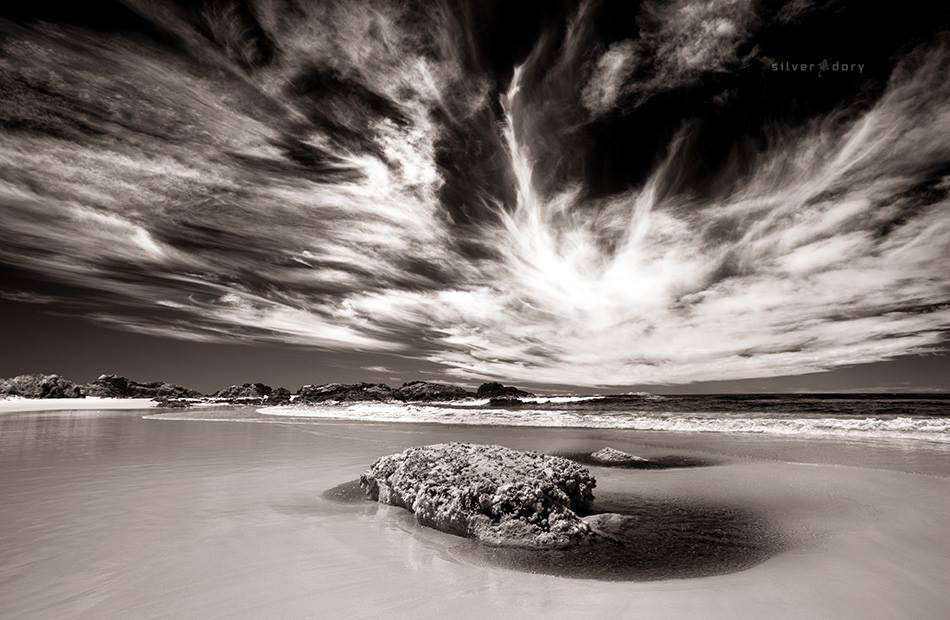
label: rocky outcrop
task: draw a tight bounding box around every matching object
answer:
[213,383,273,399]
[590,447,649,465]
[394,381,474,402]
[476,382,534,399]
[296,382,394,403]
[80,374,202,399]
[154,397,191,408]
[0,374,83,398]
[360,443,598,548]
[3,373,542,405]
[268,387,292,404]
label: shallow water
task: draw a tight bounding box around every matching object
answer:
[1,408,949,618]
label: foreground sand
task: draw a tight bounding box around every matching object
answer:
[1,406,948,618]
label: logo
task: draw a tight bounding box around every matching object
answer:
[771,59,865,76]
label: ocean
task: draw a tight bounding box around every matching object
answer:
[257,393,950,444]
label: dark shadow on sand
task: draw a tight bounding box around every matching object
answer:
[556,451,719,469]
[322,479,784,581]
[461,492,784,581]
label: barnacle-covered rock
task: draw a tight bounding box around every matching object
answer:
[360,443,598,548]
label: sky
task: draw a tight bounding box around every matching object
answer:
[1,1,949,393]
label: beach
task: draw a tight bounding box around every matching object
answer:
[1,405,949,618]
[0,398,155,414]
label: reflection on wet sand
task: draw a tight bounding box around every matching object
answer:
[324,478,783,581]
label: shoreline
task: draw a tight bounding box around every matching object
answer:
[252,402,950,444]
[0,397,156,414]
[142,405,950,477]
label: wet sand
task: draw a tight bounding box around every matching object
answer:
[0,398,155,413]
[1,407,949,618]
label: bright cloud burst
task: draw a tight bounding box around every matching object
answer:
[0,2,948,387]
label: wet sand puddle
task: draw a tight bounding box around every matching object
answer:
[323,453,784,582]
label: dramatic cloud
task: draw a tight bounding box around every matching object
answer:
[582,0,756,113]
[582,39,639,114]
[1,2,948,387]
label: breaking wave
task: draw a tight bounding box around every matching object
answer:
[258,403,950,443]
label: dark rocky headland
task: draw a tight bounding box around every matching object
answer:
[0,373,200,400]
[0,374,533,407]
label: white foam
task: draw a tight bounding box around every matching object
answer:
[442,395,606,406]
[258,402,950,443]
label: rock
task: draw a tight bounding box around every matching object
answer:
[267,387,292,404]
[589,447,649,465]
[153,397,191,408]
[360,443,598,548]
[212,383,273,400]
[488,397,524,406]
[0,374,83,398]
[81,374,202,399]
[296,382,394,403]
[476,382,534,399]
[394,381,474,402]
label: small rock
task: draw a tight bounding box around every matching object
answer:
[153,397,191,408]
[476,382,535,399]
[590,447,649,465]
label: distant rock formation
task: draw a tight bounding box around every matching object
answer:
[589,447,649,465]
[153,397,191,408]
[211,383,293,404]
[81,374,202,399]
[213,383,273,399]
[296,382,394,403]
[360,443,598,548]
[268,387,292,404]
[2,373,539,405]
[0,374,83,398]
[394,381,474,402]
[476,382,534,399]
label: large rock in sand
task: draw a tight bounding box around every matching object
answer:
[360,443,597,548]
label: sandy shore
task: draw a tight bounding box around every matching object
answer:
[0,397,156,414]
[1,406,948,618]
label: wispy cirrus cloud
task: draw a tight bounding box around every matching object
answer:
[0,2,948,387]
